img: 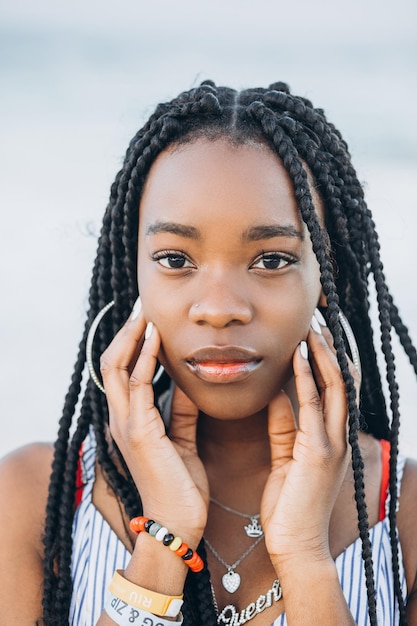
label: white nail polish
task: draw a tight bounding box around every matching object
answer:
[311,315,322,334]
[131,297,142,321]
[145,321,153,340]
[314,308,327,326]
[300,341,308,359]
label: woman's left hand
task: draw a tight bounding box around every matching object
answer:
[260,317,358,571]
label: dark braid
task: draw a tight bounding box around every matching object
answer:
[363,210,407,621]
[42,322,90,624]
[247,100,378,622]
[389,295,417,375]
[42,81,413,624]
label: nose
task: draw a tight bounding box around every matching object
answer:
[188,274,253,328]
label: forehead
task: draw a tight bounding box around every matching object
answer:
[139,139,323,230]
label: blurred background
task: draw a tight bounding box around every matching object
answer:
[1,0,416,458]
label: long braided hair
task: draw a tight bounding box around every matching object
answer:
[42,80,415,625]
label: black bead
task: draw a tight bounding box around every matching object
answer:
[144,519,155,532]
[162,533,175,546]
[182,548,194,560]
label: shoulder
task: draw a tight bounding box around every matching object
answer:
[399,455,417,508]
[397,455,417,543]
[0,441,54,494]
[396,456,417,605]
[0,442,54,621]
[0,442,54,552]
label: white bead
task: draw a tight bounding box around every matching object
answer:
[155,526,169,541]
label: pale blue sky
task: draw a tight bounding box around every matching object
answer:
[1,0,416,456]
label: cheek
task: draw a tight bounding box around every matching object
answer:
[263,272,322,360]
[138,261,167,321]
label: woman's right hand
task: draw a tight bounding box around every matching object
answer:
[99,299,209,548]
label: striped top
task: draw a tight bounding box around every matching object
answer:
[70,434,407,625]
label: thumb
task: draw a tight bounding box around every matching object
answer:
[169,385,199,450]
[268,390,297,469]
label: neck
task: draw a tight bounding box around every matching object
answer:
[197,409,271,481]
[196,377,298,472]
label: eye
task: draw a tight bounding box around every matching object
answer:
[250,253,294,271]
[152,250,194,269]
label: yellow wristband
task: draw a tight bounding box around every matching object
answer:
[109,570,184,618]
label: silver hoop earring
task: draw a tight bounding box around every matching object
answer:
[338,310,361,380]
[86,300,165,394]
[86,301,114,393]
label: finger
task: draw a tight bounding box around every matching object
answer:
[294,338,346,447]
[100,300,147,416]
[128,322,165,439]
[307,319,340,397]
[169,385,199,452]
[267,390,297,469]
[313,310,360,406]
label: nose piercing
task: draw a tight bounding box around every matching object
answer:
[193,303,200,308]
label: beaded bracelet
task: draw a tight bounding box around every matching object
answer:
[130,516,204,573]
[109,571,183,617]
[105,591,183,625]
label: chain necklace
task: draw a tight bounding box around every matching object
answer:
[205,535,264,593]
[210,497,263,538]
[210,579,282,625]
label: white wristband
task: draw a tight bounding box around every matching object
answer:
[104,592,183,626]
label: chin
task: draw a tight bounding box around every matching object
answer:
[164,361,292,420]
[188,386,274,421]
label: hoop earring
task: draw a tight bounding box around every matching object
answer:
[86,300,165,394]
[338,310,361,380]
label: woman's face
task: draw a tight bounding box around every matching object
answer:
[137,139,323,420]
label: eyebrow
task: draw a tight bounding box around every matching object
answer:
[145,221,304,242]
[146,221,201,240]
[241,224,304,242]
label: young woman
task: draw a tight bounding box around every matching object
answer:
[1,80,417,626]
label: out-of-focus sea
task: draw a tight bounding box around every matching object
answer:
[0,0,416,458]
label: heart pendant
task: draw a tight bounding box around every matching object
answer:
[222,570,241,593]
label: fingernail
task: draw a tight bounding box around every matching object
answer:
[311,315,322,334]
[145,321,154,340]
[314,308,327,327]
[131,296,142,321]
[300,341,308,359]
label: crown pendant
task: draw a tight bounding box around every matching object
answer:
[244,517,263,538]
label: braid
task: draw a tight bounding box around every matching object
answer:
[182,541,217,625]
[363,212,407,622]
[389,294,417,376]
[42,322,90,624]
[246,97,379,622]
[43,80,413,624]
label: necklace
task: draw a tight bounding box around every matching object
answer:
[210,579,282,625]
[205,535,264,593]
[210,497,263,538]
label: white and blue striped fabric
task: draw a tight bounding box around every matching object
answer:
[70,433,407,625]
[70,435,131,625]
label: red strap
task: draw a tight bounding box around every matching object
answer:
[379,439,391,522]
[75,444,85,508]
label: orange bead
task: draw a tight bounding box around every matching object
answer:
[130,516,148,534]
[190,557,204,572]
[185,553,200,567]
[175,542,189,557]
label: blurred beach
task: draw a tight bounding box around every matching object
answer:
[0,0,416,458]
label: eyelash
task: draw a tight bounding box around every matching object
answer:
[250,252,296,271]
[152,250,194,269]
[151,250,297,272]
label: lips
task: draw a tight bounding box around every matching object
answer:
[185,346,262,383]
